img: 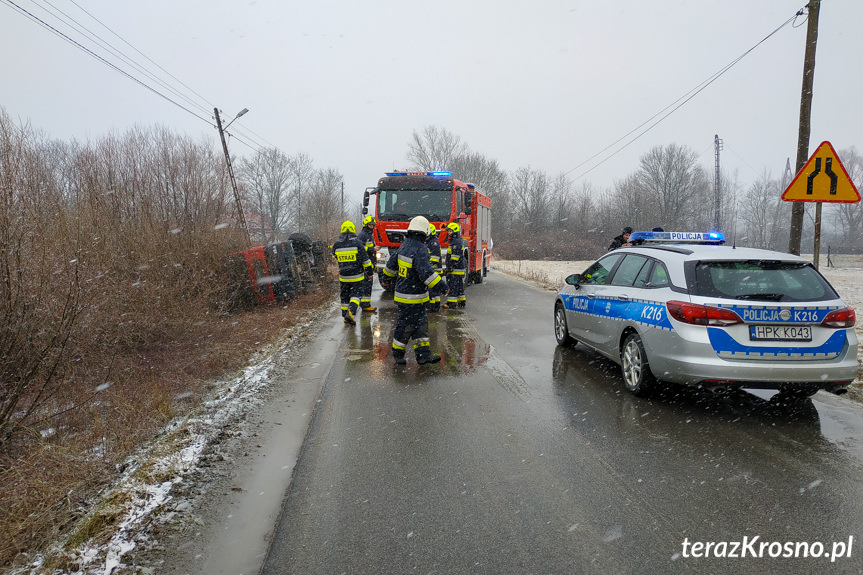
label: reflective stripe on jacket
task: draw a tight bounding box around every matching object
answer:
[332,232,372,282]
[384,236,442,304]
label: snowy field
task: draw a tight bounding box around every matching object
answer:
[492,254,863,385]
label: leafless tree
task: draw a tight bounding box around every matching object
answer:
[240,147,295,243]
[303,167,345,240]
[289,152,316,234]
[633,143,711,229]
[830,147,863,252]
[407,126,467,171]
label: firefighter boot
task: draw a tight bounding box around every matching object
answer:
[417,354,442,365]
[393,352,407,365]
[362,305,377,313]
[343,310,356,326]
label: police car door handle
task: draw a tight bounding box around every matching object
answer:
[617,294,630,301]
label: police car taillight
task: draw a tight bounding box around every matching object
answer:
[821,307,856,328]
[666,301,743,326]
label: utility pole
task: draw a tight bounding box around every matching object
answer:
[215,107,251,247]
[714,134,723,230]
[788,0,820,255]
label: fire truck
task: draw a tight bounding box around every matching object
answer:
[362,171,492,290]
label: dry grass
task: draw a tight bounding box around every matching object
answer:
[0,289,332,568]
[0,109,340,569]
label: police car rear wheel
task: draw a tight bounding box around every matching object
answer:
[554,303,575,347]
[621,333,655,396]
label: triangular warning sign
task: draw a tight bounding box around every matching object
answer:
[782,141,861,203]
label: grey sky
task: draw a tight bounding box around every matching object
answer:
[2,0,861,209]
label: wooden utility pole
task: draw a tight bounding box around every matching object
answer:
[788,0,820,255]
[215,108,251,247]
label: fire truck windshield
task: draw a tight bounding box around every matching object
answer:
[377,189,452,222]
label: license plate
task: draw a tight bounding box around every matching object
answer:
[750,325,812,341]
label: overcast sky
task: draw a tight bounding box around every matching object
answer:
[2,0,861,210]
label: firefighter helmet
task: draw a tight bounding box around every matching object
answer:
[341,220,356,234]
[407,216,430,237]
[363,215,376,228]
[446,222,460,234]
[429,222,438,236]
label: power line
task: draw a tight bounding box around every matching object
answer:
[28,0,213,117]
[65,0,217,112]
[1,0,213,124]
[564,6,806,182]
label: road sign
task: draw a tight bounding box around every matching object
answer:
[782,141,860,203]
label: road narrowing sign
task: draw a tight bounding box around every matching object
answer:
[782,141,860,203]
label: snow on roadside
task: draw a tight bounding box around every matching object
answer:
[11,306,333,575]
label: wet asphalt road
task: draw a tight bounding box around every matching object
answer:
[262,271,863,575]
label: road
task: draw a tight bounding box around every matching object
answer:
[250,271,863,574]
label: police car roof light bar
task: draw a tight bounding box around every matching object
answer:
[629,231,725,244]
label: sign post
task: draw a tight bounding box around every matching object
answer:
[781,141,860,269]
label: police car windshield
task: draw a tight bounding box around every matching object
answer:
[377,189,452,222]
[689,260,838,302]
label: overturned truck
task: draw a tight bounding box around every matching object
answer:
[224,232,329,308]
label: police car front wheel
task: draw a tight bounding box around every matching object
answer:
[554,303,575,347]
[621,333,656,397]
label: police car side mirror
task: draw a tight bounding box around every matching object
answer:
[565,273,581,286]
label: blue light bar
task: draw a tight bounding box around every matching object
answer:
[629,231,725,244]
[383,171,452,177]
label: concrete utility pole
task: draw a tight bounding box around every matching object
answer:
[788,0,821,255]
[215,107,251,247]
[714,135,723,230]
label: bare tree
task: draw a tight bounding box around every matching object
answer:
[831,147,863,252]
[289,152,316,234]
[634,144,711,229]
[407,126,467,171]
[738,171,791,250]
[303,167,345,240]
[240,147,295,243]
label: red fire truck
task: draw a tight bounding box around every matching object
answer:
[362,171,492,290]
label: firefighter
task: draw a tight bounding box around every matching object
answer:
[425,222,443,312]
[382,216,447,365]
[443,222,468,309]
[332,220,373,326]
[356,215,378,312]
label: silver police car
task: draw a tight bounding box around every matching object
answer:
[553,231,859,398]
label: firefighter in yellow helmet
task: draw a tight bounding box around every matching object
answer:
[425,222,443,312]
[381,216,447,365]
[443,222,468,308]
[356,215,378,312]
[331,220,373,326]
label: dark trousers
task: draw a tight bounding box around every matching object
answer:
[392,303,431,360]
[446,273,466,306]
[359,276,373,307]
[340,281,361,317]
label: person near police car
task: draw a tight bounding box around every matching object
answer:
[356,215,378,312]
[425,222,443,312]
[381,216,447,365]
[332,220,373,326]
[443,222,468,309]
[608,226,633,251]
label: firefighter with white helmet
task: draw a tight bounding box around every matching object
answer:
[332,220,373,326]
[444,222,468,308]
[356,215,378,312]
[425,222,443,312]
[382,216,447,365]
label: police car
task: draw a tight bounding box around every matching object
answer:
[553,231,859,398]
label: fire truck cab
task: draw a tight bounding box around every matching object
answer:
[363,171,492,290]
